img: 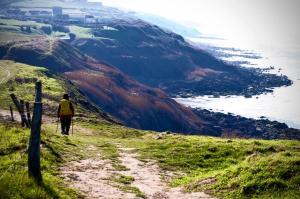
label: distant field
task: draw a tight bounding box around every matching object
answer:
[0,19,111,41]
[68,25,93,38]
[10,0,98,9]
[10,0,81,8]
[0,19,50,40]
[0,19,48,27]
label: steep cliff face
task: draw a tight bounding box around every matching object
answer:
[73,19,228,84]
[73,19,291,96]
[0,38,204,133]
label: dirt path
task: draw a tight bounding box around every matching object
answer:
[0,109,20,122]
[0,108,56,124]
[0,63,11,84]
[61,144,216,199]
[62,157,137,199]
[61,145,138,199]
[118,147,215,199]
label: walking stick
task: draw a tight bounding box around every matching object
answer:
[55,117,59,133]
[72,117,74,135]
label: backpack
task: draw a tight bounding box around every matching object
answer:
[59,99,72,116]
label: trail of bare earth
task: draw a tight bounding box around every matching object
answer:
[0,108,56,124]
[0,64,11,84]
[61,139,216,199]
[61,157,138,199]
[118,147,216,199]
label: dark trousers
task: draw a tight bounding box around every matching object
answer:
[60,117,71,135]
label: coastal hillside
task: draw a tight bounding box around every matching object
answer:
[1,38,299,140]
[0,17,299,139]
[1,119,299,199]
[0,66,299,198]
[0,41,204,133]
[0,60,112,121]
[0,0,292,98]
[0,64,299,199]
[72,19,292,97]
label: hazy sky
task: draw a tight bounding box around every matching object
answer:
[93,0,300,51]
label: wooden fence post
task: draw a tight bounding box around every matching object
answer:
[25,102,31,126]
[20,100,25,127]
[10,94,30,127]
[9,106,14,122]
[28,81,42,184]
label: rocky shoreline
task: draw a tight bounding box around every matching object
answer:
[193,108,300,140]
[165,69,292,98]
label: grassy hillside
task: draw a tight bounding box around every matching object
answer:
[0,124,79,198]
[120,134,300,198]
[0,62,299,198]
[0,19,95,42]
[1,118,299,199]
[0,38,207,133]
[0,60,108,119]
[0,60,299,199]
[0,60,63,108]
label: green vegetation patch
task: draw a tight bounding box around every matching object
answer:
[207,151,300,198]
[0,19,50,39]
[0,123,81,198]
[0,60,64,109]
[110,174,144,198]
[116,184,145,198]
[10,0,89,9]
[1,109,299,199]
[75,120,300,198]
[68,25,93,39]
[0,19,73,41]
[0,32,37,42]
[112,174,135,185]
[0,19,49,29]
[116,134,300,199]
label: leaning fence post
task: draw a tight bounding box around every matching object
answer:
[25,102,31,127]
[10,94,30,127]
[10,106,14,122]
[20,100,25,127]
[28,81,42,184]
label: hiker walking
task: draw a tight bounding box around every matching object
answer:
[57,94,74,135]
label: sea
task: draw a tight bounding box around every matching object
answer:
[175,35,300,129]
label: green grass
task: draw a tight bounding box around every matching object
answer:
[0,31,45,42]
[113,174,135,184]
[68,25,112,40]
[0,120,133,198]
[210,151,300,198]
[68,25,93,39]
[10,0,92,8]
[0,58,299,198]
[1,113,299,198]
[72,120,300,198]
[0,118,142,198]
[0,60,100,118]
[0,19,69,40]
[0,18,114,42]
[0,19,49,29]
[0,60,64,109]
[0,123,80,198]
[116,184,145,198]
[116,134,300,199]
[110,174,144,198]
[0,19,50,40]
